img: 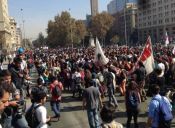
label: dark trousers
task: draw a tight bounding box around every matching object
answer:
[126,108,139,128]
[158,120,171,128]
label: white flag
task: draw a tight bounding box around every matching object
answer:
[94,38,109,65]
[165,31,169,47]
[89,37,95,47]
[172,46,175,55]
[140,36,154,75]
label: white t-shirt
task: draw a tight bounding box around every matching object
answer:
[35,104,48,128]
[21,60,27,70]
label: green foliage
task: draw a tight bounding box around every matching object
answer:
[89,12,114,41]
[32,32,45,47]
[110,35,120,44]
[47,11,87,47]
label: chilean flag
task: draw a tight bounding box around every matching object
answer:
[165,31,169,47]
[140,36,155,75]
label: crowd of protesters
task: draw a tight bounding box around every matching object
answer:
[0,44,174,128]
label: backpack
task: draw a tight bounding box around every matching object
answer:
[25,104,41,128]
[52,85,61,97]
[154,97,173,128]
[74,76,81,85]
[128,91,139,108]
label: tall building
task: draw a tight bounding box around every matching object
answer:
[116,0,137,12]
[10,17,17,51]
[16,27,22,49]
[119,3,138,44]
[90,0,98,16]
[107,0,137,14]
[107,0,117,15]
[0,0,11,51]
[138,0,175,44]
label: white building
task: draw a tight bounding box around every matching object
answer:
[10,17,17,51]
[0,0,11,51]
[138,0,175,44]
[16,27,22,49]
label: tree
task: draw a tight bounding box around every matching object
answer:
[110,35,120,44]
[47,11,74,47]
[89,12,114,42]
[74,20,87,45]
[32,32,45,47]
[47,11,87,47]
[38,32,45,46]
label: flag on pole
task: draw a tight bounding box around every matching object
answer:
[165,31,169,47]
[172,46,175,55]
[139,36,154,75]
[94,37,109,65]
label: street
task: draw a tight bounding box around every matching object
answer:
[3,61,175,128]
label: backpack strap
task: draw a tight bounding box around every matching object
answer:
[33,104,41,110]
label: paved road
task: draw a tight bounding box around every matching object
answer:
[3,61,175,128]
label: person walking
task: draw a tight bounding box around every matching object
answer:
[82,80,103,128]
[146,85,173,128]
[125,81,141,128]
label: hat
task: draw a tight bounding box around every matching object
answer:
[17,47,25,55]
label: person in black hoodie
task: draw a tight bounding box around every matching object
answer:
[9,57,24,99]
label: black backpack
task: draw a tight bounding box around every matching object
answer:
[52,86,61,97]
[128,91,139,108]
[74,76,81,85]
[25,104,41,128]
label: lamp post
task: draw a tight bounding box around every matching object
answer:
[69,8,73,49]
[124,0,128,46]
[21,9,25,48]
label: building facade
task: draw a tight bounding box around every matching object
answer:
[16,27,22,49]
[138,0,175,44]
[90,0,98,16]
[107,0,117,15]
[10,17,18,51]
[116,0,137,12]
[0,0,11,51]
[119,3,138,45]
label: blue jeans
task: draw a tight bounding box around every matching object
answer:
[4,116,13,128]
[12,115,29,128]
[87,108,101,128]
[50,101,60,117]
[108,87,118,107]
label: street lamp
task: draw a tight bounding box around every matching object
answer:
[68,8,73,49]
[21,9,26,48]
[124,0,128,46]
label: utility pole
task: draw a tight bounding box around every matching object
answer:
[124,0,128,46]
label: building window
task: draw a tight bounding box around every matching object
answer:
[158,13,163,17]
[159,7,163,11]
[159,20,163,24]
[165,18,169,23]
[165,11,169,15]
[153,20,157,25]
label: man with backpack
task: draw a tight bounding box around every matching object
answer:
[146,85,173,128]
[25,88,51,128]
[49,77,63,120]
